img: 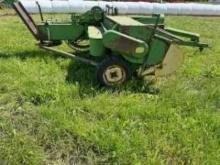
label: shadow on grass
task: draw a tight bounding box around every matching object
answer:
[0,50,66,61]
[0,50,160,95]
[66,61,160,98]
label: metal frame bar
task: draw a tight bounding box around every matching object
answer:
[157,28,209,49]
[36,1,44,22]
[39,45,98,66]
[13,2,41,40]
[139,14,161,74]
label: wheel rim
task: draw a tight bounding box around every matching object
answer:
[103,65,126,86]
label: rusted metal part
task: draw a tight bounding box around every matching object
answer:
[114,36,140,55]
[103,30,148,57]
[13,2,40,40]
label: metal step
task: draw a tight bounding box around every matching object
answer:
[13,2,40,40]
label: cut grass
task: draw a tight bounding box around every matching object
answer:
[0,9,220,164]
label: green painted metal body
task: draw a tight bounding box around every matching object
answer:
[103,30,149,57]
[101,15,169,64]
[35,8,208,67]
[37,22,85,41]
[88,26,105,57]
[1,0,16,5]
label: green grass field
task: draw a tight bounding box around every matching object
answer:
[0,9,220,165]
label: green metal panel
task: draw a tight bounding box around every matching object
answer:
[88,26,105,57]
[103,30,148,59]
[118,37,170,65]
[119,26,152,42]
[2,0,15,5]
[37,23,85,41]
[103,16,119,30]
[104,16,156,42]
[147,38,170,65]
[102,16,170,64]
[89,39,105,57]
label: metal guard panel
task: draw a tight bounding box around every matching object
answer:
[147,38,170,65]
[103,30,148,59]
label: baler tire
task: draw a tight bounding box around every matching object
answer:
[96,56,132,87]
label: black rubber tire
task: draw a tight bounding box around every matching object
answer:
[96,56,132,87]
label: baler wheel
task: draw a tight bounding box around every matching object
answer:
[97,56,131,87]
